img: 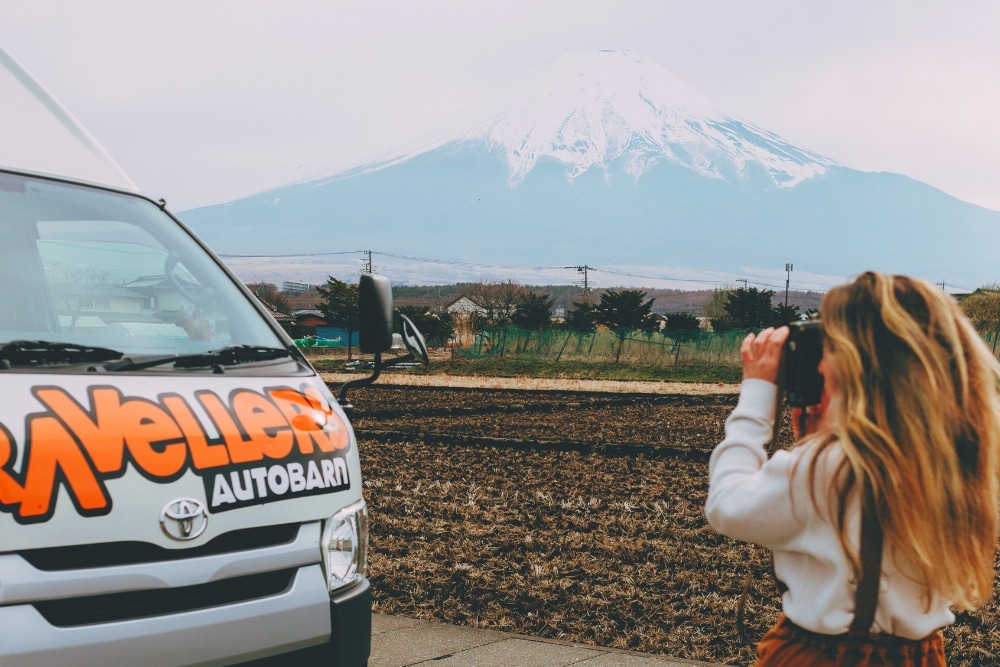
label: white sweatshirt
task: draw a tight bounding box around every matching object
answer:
[705,379,954,639]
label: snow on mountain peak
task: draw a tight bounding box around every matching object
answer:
[467,49,838,187]
[302,49,838,190]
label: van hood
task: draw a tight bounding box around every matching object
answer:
[0,373,361,552]
[0,46,138,192]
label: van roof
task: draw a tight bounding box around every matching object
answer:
[0,46,138,192]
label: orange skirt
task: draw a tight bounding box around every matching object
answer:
[756,614,946,667]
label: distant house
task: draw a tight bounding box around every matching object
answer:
[250,295,294,334]
[445,295,486,316]
[293,310,327,327]
[445,295,486,348]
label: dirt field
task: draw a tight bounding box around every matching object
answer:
[345,380,1000,667]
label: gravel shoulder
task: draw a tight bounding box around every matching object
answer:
[321,372,741,395]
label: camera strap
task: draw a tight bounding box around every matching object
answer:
[850,481,883,633]
[737,481,884,642]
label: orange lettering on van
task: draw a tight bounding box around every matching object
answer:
[195,391,258,464]
[34,387,127,473]
[18,416,108,519]
[269,387,349,454]
[0,425,24,507]
[35,387,187,479]
[302,384,349,452]
[231,390,294,461]
[0,384,350,523]
[161,394,230,470]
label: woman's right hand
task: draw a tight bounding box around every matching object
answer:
[740,327,789,384]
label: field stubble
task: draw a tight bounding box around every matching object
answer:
[348,384,1000,667]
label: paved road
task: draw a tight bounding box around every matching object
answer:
[370,614,729,667]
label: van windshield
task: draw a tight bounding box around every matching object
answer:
[0,172,286,359]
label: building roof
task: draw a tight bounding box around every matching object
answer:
[445,295,486,314]
[256,298,293,323]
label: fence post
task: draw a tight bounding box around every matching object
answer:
[555,330,570,362]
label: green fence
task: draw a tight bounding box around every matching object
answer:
[453,326,750,367]
[982,331,1000,358]
[454,326,1000,366]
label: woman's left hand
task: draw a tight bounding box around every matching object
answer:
[740,327,790,384]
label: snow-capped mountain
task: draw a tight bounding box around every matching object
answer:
[180,50,1000,289]
[299,49,836,190]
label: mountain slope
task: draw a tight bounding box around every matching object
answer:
[180,50,1000,288]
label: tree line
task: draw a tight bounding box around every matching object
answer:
[250,277,1000,359]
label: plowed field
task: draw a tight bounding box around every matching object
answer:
[347,384,1000,666]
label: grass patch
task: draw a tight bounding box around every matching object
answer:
[310,354,741,384]
[409,358,740,384]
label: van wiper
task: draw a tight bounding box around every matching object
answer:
[0,340,124,368]
[99,345,292,372]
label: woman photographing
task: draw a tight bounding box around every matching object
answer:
[705,271,1000,665]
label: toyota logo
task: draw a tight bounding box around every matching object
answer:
[160,498,209,541]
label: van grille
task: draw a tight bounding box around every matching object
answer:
[19,523,300,571]
[32,569,297,627]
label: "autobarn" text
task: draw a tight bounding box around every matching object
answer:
[207,457,349,512]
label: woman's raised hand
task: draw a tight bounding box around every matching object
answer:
[740,326,789,384]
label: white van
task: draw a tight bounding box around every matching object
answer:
[0,46,423,666]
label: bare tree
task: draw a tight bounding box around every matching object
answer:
[246,281,290,314]
[466,278,526,326]
[960,285,1000,352]
[43,261,111,330]
[702,287,735,331]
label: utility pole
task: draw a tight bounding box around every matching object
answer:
[737,278,748,289]
[566,265,592,296]
[785,263,793,307]
[939,279,946,291]
[362,250,373,274]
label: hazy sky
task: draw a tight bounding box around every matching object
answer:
[2,0,998,214]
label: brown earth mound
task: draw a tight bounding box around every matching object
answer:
[347,384,1000,666]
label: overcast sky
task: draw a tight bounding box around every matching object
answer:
[2,0,998,215]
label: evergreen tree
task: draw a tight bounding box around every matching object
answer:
[724,287,775,329]
[664,312,701,342]
[664,312,700,332]
[316,277,359,359]
[565,301,598,332]
[512,291,555,330]
[771,303,801,326]
[595,288,656,362]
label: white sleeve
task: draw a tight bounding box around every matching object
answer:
[704,379,807,548]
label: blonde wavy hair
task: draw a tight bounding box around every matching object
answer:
[810,271,1000,611]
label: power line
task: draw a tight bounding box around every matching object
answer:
[215,247,847,292]
[595,267,735,286]
[217,250,365,258]
[373,251,563,272]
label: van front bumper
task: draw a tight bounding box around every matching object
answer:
[0,564,371,667]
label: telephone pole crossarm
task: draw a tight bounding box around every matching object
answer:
[565,265,592,295]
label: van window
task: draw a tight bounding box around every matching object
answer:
[0,172,285,355]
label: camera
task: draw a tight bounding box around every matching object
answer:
[783,319,824,407]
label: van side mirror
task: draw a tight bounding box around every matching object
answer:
[399,314,430,366]
[338,274,430,414]
[358,273,393,354]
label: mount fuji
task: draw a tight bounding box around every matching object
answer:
[180,50,1000,288]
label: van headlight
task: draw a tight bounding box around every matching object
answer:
[321,498,368,593]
